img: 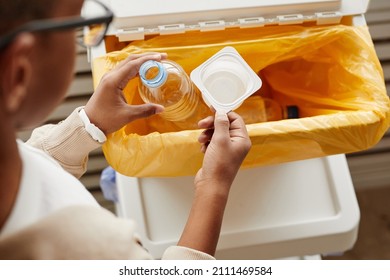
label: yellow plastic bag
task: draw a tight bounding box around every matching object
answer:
[92,23,390,177]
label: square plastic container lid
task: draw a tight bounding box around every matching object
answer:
[191,46,262,113]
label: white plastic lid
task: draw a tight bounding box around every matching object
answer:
[190,46,262,113]
[107,0,369,39]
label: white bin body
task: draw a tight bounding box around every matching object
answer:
[115,155,359,259]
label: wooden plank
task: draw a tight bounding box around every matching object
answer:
[79,173,102,190]
[86,155,109,173]
[347,152,390,190]
[367,0,390,11]
[45,98,89,122]
[74,52,91,73]
[375,43,390,60]
[66,75,94,97]
[76,44,88,54]
[369,23,390,41]
[366,10,390,24]
[90,147,104,156]
[347,151,390,174]
[382,62,390,81]
[351,171,390,190]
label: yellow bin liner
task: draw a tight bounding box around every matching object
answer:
[92,24,390,177]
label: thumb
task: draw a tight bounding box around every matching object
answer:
[213,111,230,139]
[125,103,164,122]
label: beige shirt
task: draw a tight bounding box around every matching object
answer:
[0,107,214,260]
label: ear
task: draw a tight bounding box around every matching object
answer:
[0,33,35,113]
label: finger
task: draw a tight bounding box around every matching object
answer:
[159,52,168,60]
[200,142,209,153]
[114,53,165,88]
[114,52,167,71]
[198,128,214,144]
[113,53,147,70]
[227,111,245,127]
[227,111,249,138]
[213,111,230,140]
[123,103,164,122]
[198,115,214,129]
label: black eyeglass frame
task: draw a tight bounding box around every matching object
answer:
[0,0,113,50]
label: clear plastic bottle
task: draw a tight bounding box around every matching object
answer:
[138,59,210,129]
[235,96,299,124]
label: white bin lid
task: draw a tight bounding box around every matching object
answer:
[103,0,370,40]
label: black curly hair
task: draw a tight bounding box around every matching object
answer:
[0,0,56,35]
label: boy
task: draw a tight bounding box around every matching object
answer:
[0,0,251,259]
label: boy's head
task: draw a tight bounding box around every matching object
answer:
[0,0,84,129]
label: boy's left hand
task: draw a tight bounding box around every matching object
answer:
[84,52,167,135]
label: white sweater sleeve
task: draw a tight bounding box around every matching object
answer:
[26,107,101,179]
[162,246,215,260]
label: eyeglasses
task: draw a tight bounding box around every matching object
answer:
[0,0,113,50]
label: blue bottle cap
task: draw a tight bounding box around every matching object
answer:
[139,60,167,88]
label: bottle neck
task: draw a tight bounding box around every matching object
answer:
[139,60,167,88]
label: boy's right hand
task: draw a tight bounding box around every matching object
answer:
[195,111,251,197]
[177,111,251,256]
